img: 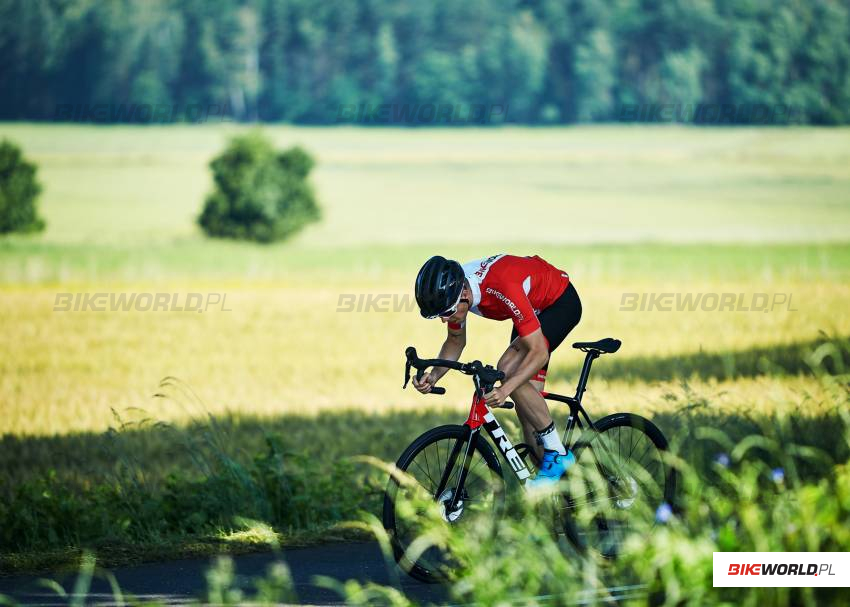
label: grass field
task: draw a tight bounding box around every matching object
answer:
[2,124,850,247]
[1,124,850,572]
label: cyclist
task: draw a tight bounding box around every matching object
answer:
[413,254,582,488]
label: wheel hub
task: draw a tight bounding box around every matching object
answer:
[438,488,465,522]
[612,476,639,509]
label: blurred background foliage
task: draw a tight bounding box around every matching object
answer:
[0,139,44,234]
[1,0,849,124]
[198,132,319,242]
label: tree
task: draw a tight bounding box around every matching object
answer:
[198,132,320,243]
[0,140,45,234]
[3,0,850,125]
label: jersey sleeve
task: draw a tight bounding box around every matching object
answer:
[502,283,540,337]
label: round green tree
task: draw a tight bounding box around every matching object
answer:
[198,133,320,243]
[0,140,45,234]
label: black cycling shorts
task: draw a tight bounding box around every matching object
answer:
[510,282,582,368]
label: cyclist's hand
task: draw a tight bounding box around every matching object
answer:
[483,386,508,408]
[412,372,437,394]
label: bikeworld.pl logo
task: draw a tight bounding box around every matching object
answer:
[54,103,234,123]
[620,292,798,313]
[53,292,232,313]
[728,563,835,577]
[485,287,524,321]
[713,552,848,588]
[334,103,509,125]
[337,293,417,313]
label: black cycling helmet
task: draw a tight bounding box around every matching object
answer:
[415,256,466,318]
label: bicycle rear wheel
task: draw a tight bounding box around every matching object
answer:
[562,413,676,558]
[382,424,505,582]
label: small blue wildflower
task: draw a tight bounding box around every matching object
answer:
[655,502,673,524]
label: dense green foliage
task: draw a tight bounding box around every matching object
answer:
[0,422,364,556]
[321,363,850,607]
[0,139,44,234]
[198,133,319,242]
[3,0,850,124]
[16,366,850,605]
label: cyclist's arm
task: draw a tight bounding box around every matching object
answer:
[431,321,466,381]
[500,327,549,395]
[497,284,548,394]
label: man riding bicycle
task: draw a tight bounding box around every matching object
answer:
[413,254,582,488]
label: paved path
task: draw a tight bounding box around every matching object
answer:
[0,542,645,605]
[0,542,446,605]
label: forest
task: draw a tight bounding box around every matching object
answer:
[3,0,850,124]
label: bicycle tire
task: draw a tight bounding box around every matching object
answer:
[382,424,505,583]
[562,412,676,557]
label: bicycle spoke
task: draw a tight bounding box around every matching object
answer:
[463,470,490,496]
[626,427,635,460]
[422,445,433,487]
[434,440,442,475]
[431,443,449,489]
[468,452,486,477]
[618,426,623,462]
[410,457,437,491]
[634,436,653,468]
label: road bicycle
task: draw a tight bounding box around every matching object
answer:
[382,338,676,582]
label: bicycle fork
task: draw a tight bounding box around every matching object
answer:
[435,427,478,514]
[436,390,534,513]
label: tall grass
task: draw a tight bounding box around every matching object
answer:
[0,379,369,570]
[347,351,850,606]
[3,343,849,607]
[20,385,849,605]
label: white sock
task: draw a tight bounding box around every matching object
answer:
[535,423,567,455]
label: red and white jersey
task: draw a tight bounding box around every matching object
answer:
[458,254,569,337]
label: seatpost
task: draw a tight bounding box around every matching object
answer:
[573,351,599,402]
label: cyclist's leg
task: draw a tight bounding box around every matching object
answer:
[532,282,583,393]
[504,283,582,458]
[502,330,557,462]
[496,342,540,456]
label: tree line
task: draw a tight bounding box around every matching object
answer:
[2,0,849,125]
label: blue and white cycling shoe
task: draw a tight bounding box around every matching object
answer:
[527,449,575,490]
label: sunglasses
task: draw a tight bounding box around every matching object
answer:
[438,297,470,319]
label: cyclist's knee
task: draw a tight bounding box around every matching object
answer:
[497,350,520,374]
[532,367,547,389]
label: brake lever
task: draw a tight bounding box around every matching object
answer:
[403,359,412,389]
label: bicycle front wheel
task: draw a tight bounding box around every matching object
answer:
[562,412,676,558]
[382,424,505,583]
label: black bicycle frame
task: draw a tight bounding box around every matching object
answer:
[437,349,605,511]
[437,373,530,512]
[545,349,602,449]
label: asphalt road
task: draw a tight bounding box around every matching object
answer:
[0,542,447,606]
[0,542,646,606]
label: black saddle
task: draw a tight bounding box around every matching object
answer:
[572,337,621,354]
